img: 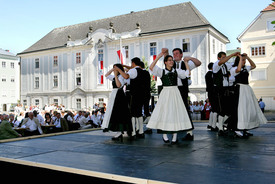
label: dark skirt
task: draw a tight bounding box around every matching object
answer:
[102,88,132,133]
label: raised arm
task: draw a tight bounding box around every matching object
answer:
[114,70,122,88]
[218,52,240,66]
[105,68,114,77]
[184,56,201,67]
[114,66,130,79]
[244,54,256,70]
[149,48,167,71]
[235,54,243,73]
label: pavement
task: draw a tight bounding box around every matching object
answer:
[1,121,275,184]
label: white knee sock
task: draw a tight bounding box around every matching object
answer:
[187,130,193,136]
[212,112,218,128]
[131,117,136,136]
[114,132,122,138]
[138,117,144,134]
[218,115,224,131]
[163,134,168,141]
[172,133,177,142]
[209,112,213,126]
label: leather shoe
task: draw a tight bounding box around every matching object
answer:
[182,133,194,141]
[162,137,170,143]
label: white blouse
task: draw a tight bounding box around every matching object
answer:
[150,65,190,79]
[106,74,125,88]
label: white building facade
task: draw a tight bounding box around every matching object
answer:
[0,49,20,112]
[18,2,229,110]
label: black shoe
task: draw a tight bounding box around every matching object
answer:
[144,129,153,134]
[171,139,178,145]
[207,125,211,129]
[129,135,136,141]
[112,134,123,142]
[182,133,194,141]
[218,130,225,136]
[137,133,145,139]
[244,131,253,137]
[162,137,170,143]
[211,127,219,132]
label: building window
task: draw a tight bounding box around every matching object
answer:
[2,61,6,68]
[35,58,39,69]
[34,77,39,88]
[123,45,129,58]
[53,56,58,67]
[2,75,6,82]
[267,19,275,31]
[251,46,265,56]
[53,75,58,87]
[53,99,58,106]
[150,42,157,56]
[182,38,190,52]
[11,76,15,82]
[76,73,81,86]
[76,99,81,109]
[98,49,104,84]
[76,52,81,64]
[35,99,39,106]
[251,69,267,81]
[11,62,14,68]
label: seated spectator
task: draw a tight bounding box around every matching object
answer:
[192,101,201,120]
[33,110,44,125]
[64,111,80,130]
[0,114,21,140]
[51,112,69,132]
[91,110,101,127]
[74,111,83,123]
[21,112,43,136]
[78,112,92,129]
[44,113,53,125]
[9,114,20,127]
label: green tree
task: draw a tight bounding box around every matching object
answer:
[142,57,157,94]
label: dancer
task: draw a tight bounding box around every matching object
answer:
[115,57,145,139]
[205,62,218,131]
[146,49,192,144]
[101,64,132,142]
[212,51,239,136]
[230,54,267,137]
[172,48,201,140]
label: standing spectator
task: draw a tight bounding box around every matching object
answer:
[259,99,266,113]
[192,101,201,120]
[204,99,211,120]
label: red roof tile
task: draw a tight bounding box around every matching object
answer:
[262,2,275,12]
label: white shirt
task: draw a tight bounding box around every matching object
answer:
[22,118,38,132]
[230,66,251,77]
[91,115,101,126]
[106,74,126,88]
[174,60,196,86]
[150,65,190,79]
[213,60,233,87]
[78,116,89,128]
[35,114,44,125]
[127,66,140,79]
[54,118,61,128]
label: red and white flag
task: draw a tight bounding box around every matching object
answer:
[98,60,104,84]
[117,48,126,64]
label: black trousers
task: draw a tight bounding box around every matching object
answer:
[143,93,151,117]
[130,94,143,118]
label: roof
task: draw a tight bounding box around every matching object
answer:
[0,48,18,60]
[261,2,275,12]
[18,2,228,55]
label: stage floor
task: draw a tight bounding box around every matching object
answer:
[1,122,275,183]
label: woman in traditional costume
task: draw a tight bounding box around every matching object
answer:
[146,49,192,144]
[102,64,132,142]
[230,53,267,137]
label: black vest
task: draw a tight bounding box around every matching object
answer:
[173,61,189,93]
[205,71,213,92]
[213,64,230,88]
[130,68,144,96]
[235,67,249,85]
